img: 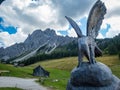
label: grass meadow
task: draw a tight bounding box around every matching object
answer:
[0,55,120,90]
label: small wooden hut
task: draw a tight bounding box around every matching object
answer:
[33,65,50,77]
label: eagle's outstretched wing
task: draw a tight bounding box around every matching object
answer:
[87,0,106,38]
[0,0,5,5]
[65,16,83,37]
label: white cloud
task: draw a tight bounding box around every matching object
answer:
[0,0,120,47]
[0,43,4,47]
[0,0,95,32]
[101,21,107,30]
[0,28,27,47]
[102,0,120,12]
[97,33,104,39]
[101,0,120,38]
[67,28,77,37]
[0,0,57,34]
[105,18,120,37]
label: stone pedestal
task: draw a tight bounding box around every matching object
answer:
[67,62,120,90]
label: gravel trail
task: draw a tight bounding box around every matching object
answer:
[0,76,48,90]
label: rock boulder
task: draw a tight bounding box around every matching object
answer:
[67,62,120,90]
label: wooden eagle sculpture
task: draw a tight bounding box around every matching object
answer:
[65,0,106,67]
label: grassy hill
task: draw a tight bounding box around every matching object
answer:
[0,55,120,90]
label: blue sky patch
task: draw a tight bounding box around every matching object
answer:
[100,24,110,37]
[4,26,17,34]
[58,30,68,36]
[79,17,87,35]
[0,17,4,23]
[0,17,17,34]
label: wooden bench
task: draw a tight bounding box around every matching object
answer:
[0,70,10,76]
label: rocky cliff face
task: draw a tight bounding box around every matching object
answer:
[0,28,76,60]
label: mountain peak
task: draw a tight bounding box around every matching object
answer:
[43,28,56,36]
[0,28,75,60]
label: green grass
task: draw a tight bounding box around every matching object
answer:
[30,57,78,71]
[0,87,22,90]
[0,55,120,90]
[0,63,33,78]
[38,69,70,90]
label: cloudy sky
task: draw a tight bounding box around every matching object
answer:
[0,0,120,48]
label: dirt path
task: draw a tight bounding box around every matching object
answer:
[0,76,48,90]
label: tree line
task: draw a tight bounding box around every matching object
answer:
[19,40,78,65]
[97,33,120,55]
